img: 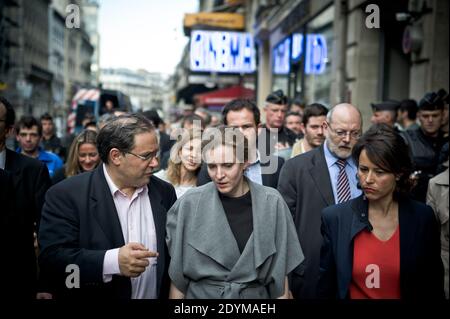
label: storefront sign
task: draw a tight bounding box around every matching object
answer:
[273,37,291,75]
[304,34,327,74]
[277,33,328,75]
[190,30,256,73]
[184,13,245,30]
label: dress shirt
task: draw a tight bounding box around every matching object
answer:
[102,164,157,299]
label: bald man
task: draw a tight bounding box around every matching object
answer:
[278,103,363,299]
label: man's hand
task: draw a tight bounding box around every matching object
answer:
[118,243,158,277]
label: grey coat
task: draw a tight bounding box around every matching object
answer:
[427,162,449,299]
[166,180,304,299]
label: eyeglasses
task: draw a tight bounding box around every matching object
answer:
[126,150,160,161]
[327,123,361,139]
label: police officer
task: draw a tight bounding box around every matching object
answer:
[370,100,402,131]
[401,90,447,202]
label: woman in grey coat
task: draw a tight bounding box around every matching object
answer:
[166,126,304,299]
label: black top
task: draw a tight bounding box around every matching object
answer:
[401,128,446,201]
[219,190,253,253]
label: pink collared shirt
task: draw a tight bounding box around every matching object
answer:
[102,164,158,299]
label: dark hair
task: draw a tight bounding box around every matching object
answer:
[222,99,260,126]
[142,109,162,127]
[352,124,414,198]
[285,111,302,120]
[97,114,155,164]
[419,89,447,111]
[181,114,204,129]
[40,112,53,122]
[0,96,16,128]
[266,89,287,105]
[291,96,305,108]
[84,121,97,129]
[302,103,328,125]
[15,115,42,136]
[195,107,211,126]
[399,99,418,120]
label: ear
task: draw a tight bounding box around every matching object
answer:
[109,148,122,166]
[300,123,306,134]
[242,161,250,171]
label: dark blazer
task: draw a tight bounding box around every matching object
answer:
[4,149,51,297]
[277,144,335,299]
[0,168,25,296]
[38,166,177,299]
[318,194,444,299]
[196,154,285,188]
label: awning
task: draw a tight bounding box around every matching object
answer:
[194,85,254,108]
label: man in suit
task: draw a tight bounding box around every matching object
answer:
[0,96,52,298]
[278,103,362,299]
[38,114,177,299]
[197,99,284,188]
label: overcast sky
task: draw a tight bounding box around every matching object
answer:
[98,0,198,75]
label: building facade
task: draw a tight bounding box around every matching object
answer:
[100,68,166,112]
[249,0,449,128]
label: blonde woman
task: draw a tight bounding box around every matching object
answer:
[52,130,100,184]
[155,129,202,197]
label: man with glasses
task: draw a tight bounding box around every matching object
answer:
[278,103,362,299]
[39,114,177,299]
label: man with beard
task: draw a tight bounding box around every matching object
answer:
[278,103,362,299]
[291,103,328,157]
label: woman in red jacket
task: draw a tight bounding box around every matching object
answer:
[318,124,444,299]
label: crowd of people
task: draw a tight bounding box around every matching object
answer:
[0,87,448,300]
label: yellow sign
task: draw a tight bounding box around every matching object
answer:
[0,82,7,90]
[226,0,244,5]
[184,12,245,30]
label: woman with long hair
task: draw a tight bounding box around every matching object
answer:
[52,130,100,184]
[155,128,202,197]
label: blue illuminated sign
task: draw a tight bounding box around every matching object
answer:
[291,33,303,61]
[290,33,328,74]
[304,34,327,74]
[273,37,291,75]
[190,30,255,73]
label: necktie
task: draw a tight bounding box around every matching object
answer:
[336,159,351,203]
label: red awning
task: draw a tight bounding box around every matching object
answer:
[194,85,255,106]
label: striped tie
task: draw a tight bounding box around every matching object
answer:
[336,159,351,203]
